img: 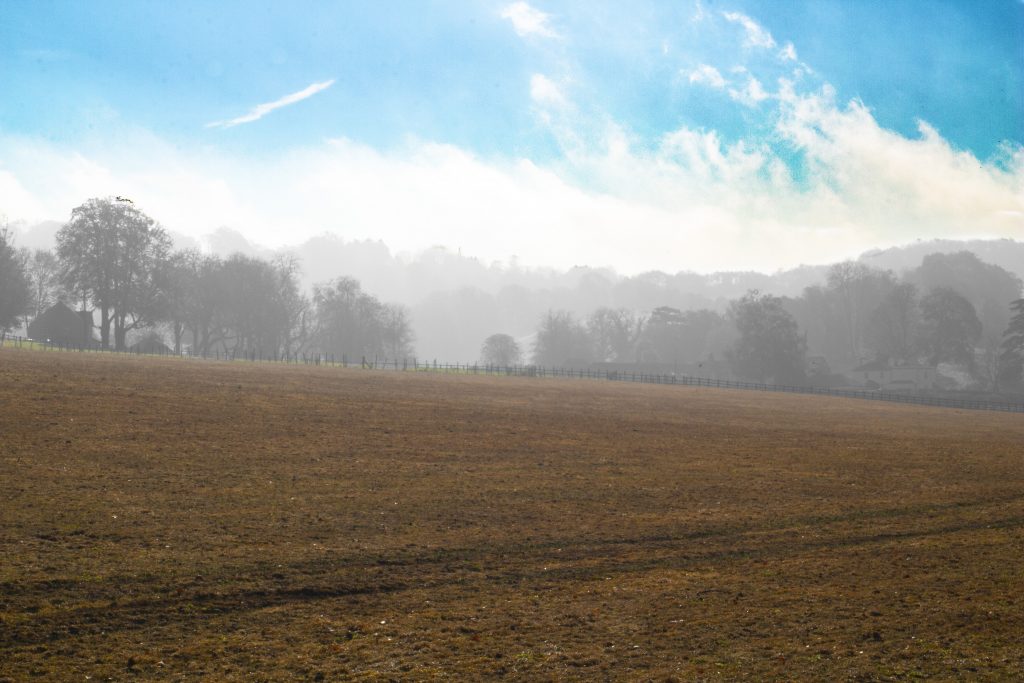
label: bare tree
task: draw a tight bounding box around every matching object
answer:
[56,198,172,349]
[976,333,1004,392]
[25,249,64,321]
[311,277,412,360]
[917,287,982,366]
[0,223,31,332]
[160,250,199,354]
[212,254,298,356]
[865,282,919,362]
[587,307,644,362]
[640,306,685,366]
[728,290,807,384]
[480,333,522,366]
[826,262,896,363]
[533,310,592,366]
[997,298,1024,390]
[381,304,415,359]
[273,254,313,357]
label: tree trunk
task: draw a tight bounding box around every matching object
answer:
[173,321,184,355]
[114,314,127,351]
[100,306,111,349]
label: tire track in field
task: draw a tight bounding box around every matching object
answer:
[5,490,1021,600]
[3,501,1022,648]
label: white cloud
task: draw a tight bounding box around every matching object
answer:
[4,87,1022,277]
[778,42,797,61]
[688,64,727,89]
[530,74,568,108]
[722,11,776,49]
[501,2,559,39]
[2,107,1022,276]
[3,17,1023,278]
[773,86,1024,236]
[205,79,335,129]
[729,76,770,106]
[516,65,1023,270]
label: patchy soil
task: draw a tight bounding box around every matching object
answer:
[1,348,1022,681]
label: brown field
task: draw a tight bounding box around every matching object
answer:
[1,349,1022,681]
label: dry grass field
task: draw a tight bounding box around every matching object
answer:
[1,348,1022,681]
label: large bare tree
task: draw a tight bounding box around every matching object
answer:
[588,307,644,363]
[56,198,172,349]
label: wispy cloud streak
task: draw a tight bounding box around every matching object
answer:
[206,79,335,129]
[722,11,776,48]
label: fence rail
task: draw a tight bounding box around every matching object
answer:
[2,333,1022,414]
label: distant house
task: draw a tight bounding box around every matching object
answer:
[852,359,937,391]
[27,303,96,348]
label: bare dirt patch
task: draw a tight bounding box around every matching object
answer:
[1,349,1022,680]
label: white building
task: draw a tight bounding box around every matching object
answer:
[852,359,937,391]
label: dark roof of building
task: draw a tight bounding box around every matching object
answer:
[27,303,96,346]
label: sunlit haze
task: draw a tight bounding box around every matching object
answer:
[2,1,1022,274]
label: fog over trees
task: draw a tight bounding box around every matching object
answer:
[999,299,1024,389]
[311,277,413,361]
[3,198,1023,394]
[728,292,807,385]
[0,223,32,332]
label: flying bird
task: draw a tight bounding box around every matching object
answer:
[115,196,133,204]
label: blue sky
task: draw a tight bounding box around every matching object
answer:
[1,0,1022,273]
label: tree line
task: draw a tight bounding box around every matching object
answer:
[482,255,1024,393]
[3,197,1023,393]
[0,198,413,360]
